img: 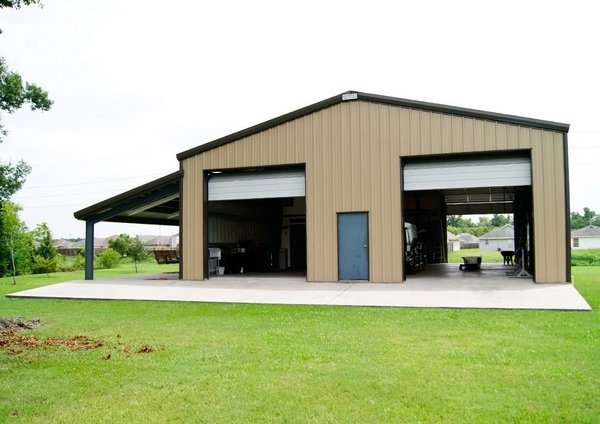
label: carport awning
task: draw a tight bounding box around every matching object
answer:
[74,171,181,226]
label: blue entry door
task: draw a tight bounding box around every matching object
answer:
[338,212,369,280]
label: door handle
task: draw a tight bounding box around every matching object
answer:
[364,245,368,248]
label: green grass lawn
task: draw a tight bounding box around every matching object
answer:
[1,264,599,423]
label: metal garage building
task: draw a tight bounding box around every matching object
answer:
[75,91,571,284]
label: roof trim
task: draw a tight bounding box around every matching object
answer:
[176,91,570,161]
[73,171,182,221]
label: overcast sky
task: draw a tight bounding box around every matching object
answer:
[1,1,598,238]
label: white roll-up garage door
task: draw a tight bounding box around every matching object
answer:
[208,170,305,201]
[403,156,531,191]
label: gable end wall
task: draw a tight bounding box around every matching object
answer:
[181,101,567,283]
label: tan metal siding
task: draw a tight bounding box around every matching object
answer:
[182,101,567,283]
[530,131,567,282]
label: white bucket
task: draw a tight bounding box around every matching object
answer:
[218,267,225,275]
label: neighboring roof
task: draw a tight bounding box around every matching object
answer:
[74,171,181,226]
[447,232,460,241]
[54,239,74,248]
[70,238,109,248]
[459,233,479,243]
[571,225,600,237]
[142,235,172,246]
[480,225,515,239]
[176,91,570,161]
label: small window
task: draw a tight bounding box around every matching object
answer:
[573,238,579,248]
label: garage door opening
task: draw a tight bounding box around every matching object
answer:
[402,153,534,281]
[206,167,306,278]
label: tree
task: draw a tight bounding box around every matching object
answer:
[108,234,133,258]
[477,216,491,228]
[106,234,149,272]
[0,1,42,9]
[490,214,513,228]
[447,215,475,229]
[0,1,44,35]
[571,207,599,229]
[0,160,31,201]
[0,0,52,274]
[32,222,58,275]
[0,201,34,280]
[128,236,149,273]
[96,248,120,270]
[0,57,53,142]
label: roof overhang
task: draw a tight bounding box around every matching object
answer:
[74,171,181,226]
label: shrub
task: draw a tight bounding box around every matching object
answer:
[57,254,84,272]
[572,251,600,266]
[96,248,121,269]
[32,254,59,276]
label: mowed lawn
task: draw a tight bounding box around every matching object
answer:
[1,264,599,423]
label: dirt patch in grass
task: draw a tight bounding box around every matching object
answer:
[1,317,162,357]
[0,317,43,332]
[1,317,105,354]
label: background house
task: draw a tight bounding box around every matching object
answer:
[54,235,179,256]
[459,233,479,249]
[447,232,461,252]
[571,226,600,249]
[479,225,515,252]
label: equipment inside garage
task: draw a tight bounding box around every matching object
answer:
[206,166,307,275]
[403,153,534,276]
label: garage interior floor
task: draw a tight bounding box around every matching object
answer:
[7,263,591,311]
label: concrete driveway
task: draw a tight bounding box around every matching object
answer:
[7,265,592,311]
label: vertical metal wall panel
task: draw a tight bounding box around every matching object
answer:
[528,131,567,283]
[496,122,508,150]
[181,100,568,283]
[441,114,453,155]
[530,134,547,281]
[463,118,475,152]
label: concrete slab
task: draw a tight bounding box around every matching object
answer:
[6,265,592,311]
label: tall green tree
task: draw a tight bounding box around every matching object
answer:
[32,222,58,276]
[477,216,491,228]
[447,215,475,229]
[571,207,599,229]
[0,159,30,200]
[1,0,51,139]
[1,0,52,275]
[0,57,53,142]
[128,236,149,273]
[0,201,34,280]
[108,234,133,258]
[490,214,513,228]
